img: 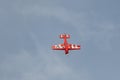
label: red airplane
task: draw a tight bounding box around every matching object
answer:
[52,34,80,54]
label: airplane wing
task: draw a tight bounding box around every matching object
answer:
[52,44,65,50]
[68,44,80,50]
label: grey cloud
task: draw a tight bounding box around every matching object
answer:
[0,49,89,80]
[0,0,120,80]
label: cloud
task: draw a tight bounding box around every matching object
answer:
[1,0,120,80]
[0,46,86,80]
[18,0,119,37]
[15,1,88,28]
[0,7,7,16]
[0,33,91,80]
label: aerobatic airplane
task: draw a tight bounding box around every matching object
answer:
[52,34,80,54]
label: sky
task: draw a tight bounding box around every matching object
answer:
[0,0,120,80]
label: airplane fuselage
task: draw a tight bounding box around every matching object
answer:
[63,35,69,54]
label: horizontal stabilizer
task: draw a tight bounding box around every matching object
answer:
[59,34,70,39]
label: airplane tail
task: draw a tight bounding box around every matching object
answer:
[59,34,70,39]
